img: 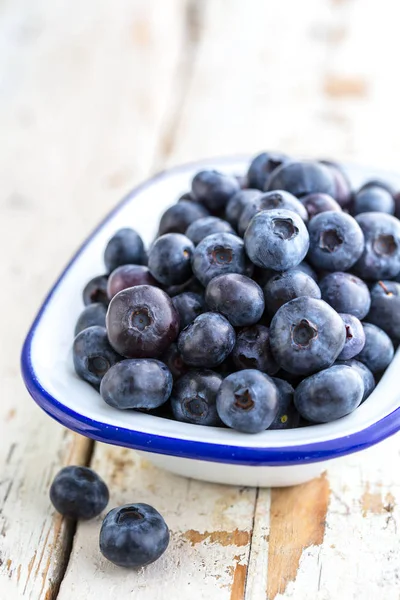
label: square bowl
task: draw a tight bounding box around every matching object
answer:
[21,157,400,487]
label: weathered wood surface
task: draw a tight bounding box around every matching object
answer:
[2,0,400,598]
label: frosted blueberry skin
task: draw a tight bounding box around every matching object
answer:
[319,272,371,320]
[294,365,364,423]
[170,370,223,426]
[177,312,236,368]
[107,265,157,299]
[263,269,321,316]
[225,189,261,228]
[353,186,395,216]
[307,211,365,272]
[238,189,308,236]
[232,325,279,376]
[319,160,352,207]
[158,200,209,235]
[50,466,109,520]
[83,275,109,306]
[172,292,205,330]
[244,209,310,271]
[357,323,394,374]
[160,343,188,380]
[267,160,336,198]
[247,151,290,190]
[337,359,375,402]
[191,170,240,213]
[269,378,300,430]
[367,280,400,342]
[353,212,400,280]
[300,193,342,220]
[337,314,366,360]
[216,369,279,433]
[106,285,180,359]
[269,297,346,375]
[100,503,170,568]
[73,325,121,389]
[104,228,145,273]
[192,232,251,286]
[186,216,235,245]
[75,303,107,336]
[205,274,265,327]
[148,233,194,286]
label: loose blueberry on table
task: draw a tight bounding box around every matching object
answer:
[72,153,400,434]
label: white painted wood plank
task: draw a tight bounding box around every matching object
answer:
[0,0,188,597]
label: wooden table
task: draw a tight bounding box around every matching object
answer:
[1,1,400,598]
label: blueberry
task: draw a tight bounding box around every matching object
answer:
[294,365,363,423]
[160,343,188,379]
[353,186,395,216]
[170,370,223,426]
[359,179,396,197]
[269,378,300,429]
[50,466,109,520]
[148,234,194,286]
[337,314,366,360]
[192,232,251,286]
[104,228,145,273]
[264,269,321,316]
[353,213,400,280]
[307,211,364,272]
[177,312,236,368]
[238,190,308,236]
[357,323,394,373]
[295,261,318,282]
[267,160,336,198]
[225,189,261,228]
[191,170,240,213]
[172,292,205,329]
[269,297,346,375]
[158,200,209,235]
[205,274,264,326]
[232,325,278,375]
[300,193,342,220]
[178,192,196,202]
[216,370,279,433]
[367,280,400,342]
[319,272,371,319]
[244,209,310,271]
[73,326,121,388]
[319,160,352,207]
[100,503,169,568]
[75,303,107,336]
[166,277,204,297]
[100,359,172,410]
[337,359,375,401]
[107,265,157,299]
[185,216,235,245]
[106,285,179,358]
[83,275,109,306]
[247,152,290,190]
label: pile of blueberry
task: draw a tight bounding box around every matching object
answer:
[73,153,400,433]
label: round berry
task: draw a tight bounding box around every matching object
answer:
[367,280,400,342]
[269,378,300,430]
[148,234,194,286]
[178,312,236,368]
[73,326,121,388]
[205,274,265,327]
[357,323,394,374]
[232,325,279,375]
[247,151,290,190]
[172,292,205,329]
[267,161,336,198]
[158,200,209,235]
[104,228,145,273]
[50,466,109,519]
[337,314,366,360]
[170,370,223,426]
[75,303,107,336]
[319,272,371,319]
[238,190,308,236]
[185,216,235,245]
[264,269,321,316]
[83,275,109,306]
[192,232,251,286]
[353,212,400,280]
[191,170,240,213]
[225,189,261,227]
[107,265,157,299]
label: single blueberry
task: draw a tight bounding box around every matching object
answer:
[83,275,109,306]
[216,370,279,433]
[73,326,121,388]
[185,216,235,245]
[358,179,396,197]
[160,343,189,380]
[319,272,371,319]
[294,365,363,423]
[172,292,205,329]
[106,285,180,358]
[353,212,400,280]
[367,280,400,342]
[244,209,310,271]
[158,200,209,235]
[307,211,365,272]
[75,303,107,336]
[50,466,109,520]
[107,265,157,299]
[205,273,265,327]
[267,160,336,198]
[300,193,342,220]
[357,323,394,373]
[232,325,279,375]
[100,359,172,410]
[319,160,352,207]
[100,503,169,568]
[264,269,321,316]
[148,233,194,286]
[336,359,375,402]
[225,189,262,228]
[337,314,366,360]
[177,312,236,368]
[191,170,240,213]
[353,186,395,216]
[295,261,318,282]
[104,228,145,273]
[238,190,308,237]
[269,297,346,375]
[170,370,223,426]
[247,152,290,190]
[192,232,251,286]
[269,378,300,430]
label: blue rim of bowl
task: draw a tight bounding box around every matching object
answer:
[21,157,400,467]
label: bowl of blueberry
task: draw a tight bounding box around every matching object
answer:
[21,153,400,487]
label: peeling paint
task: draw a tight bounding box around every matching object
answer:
[182,529,250,547]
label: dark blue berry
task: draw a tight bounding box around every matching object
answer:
[359,179,396,197]
[225,189,261,228]
[170,370,223,426]
[216,370,279,433]
[172,292,205,329]
[100,359,172,410]
[177,312,236,368]
[205,274,264,326]
[192,232,251,286]
[294,365,363,423]
[185,216,235,245]
[319,160,352,207]
[238,190,308,237]
[307,211,364,272]
[83,275,109,306]
[158,200,209,235]
[50,466,109,519]
[337,313,366,360]
[107,265,157,299]
[353,186,395,216]
[166,277,204,297]
[244,209,309,271]
[269,297,346,375]
[300,193,341,220]
[75,303,107,336]
[106,285,179,358]
[73,326,121,388]
[367,280,400,342]
[100,503,169,568]
[353,213,400,280]
[264,269,321,316]
[148,234,194,286]
[267,160,336,198]
[269,378,300,430]
[232,325,278,375]
[160,343,188,379]
[319,272,371,319]
[357,323,394,373]
[104,228,145,273]
[295,261,318,282]
[191,170,240,213]
[247,152,290,190]
[337,359,375,401]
